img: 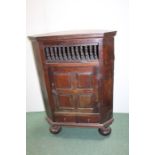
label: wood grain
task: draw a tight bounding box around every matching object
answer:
[29,30,116,131]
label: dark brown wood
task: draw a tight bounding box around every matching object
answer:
[29,30,117,136]
[46,117,113,128]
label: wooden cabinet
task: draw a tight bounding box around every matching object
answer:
[29,30,117,136]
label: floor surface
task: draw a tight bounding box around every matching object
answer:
[27,112,129,155]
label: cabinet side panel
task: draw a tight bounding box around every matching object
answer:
[101,37,115,122]
[30,40,52,118]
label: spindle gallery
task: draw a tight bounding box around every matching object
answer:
[44,44,99,62]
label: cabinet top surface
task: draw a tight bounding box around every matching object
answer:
[28,30,116,40]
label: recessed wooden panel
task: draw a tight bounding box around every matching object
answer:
[78,94,94,108]
[58,95,74,108]
[53,73,71,88]
[77,73,92,88]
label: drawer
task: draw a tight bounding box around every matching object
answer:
[77,115,100,123]
[54,115,76,123]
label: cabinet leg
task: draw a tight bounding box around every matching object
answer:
[98,126,111,136]
[98,119,113,136]
[49,125,62,134]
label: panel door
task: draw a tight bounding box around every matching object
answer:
[48,65,101,117]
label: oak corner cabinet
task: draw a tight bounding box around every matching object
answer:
[29,30,117,136]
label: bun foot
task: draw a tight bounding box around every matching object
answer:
[49,125,62,134]
[98,127,111,136]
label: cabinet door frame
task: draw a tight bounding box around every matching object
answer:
[48,65,100,113]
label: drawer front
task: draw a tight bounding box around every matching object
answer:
[54,113,100,123]
[77,115,100,123]
[54,115,76,123]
